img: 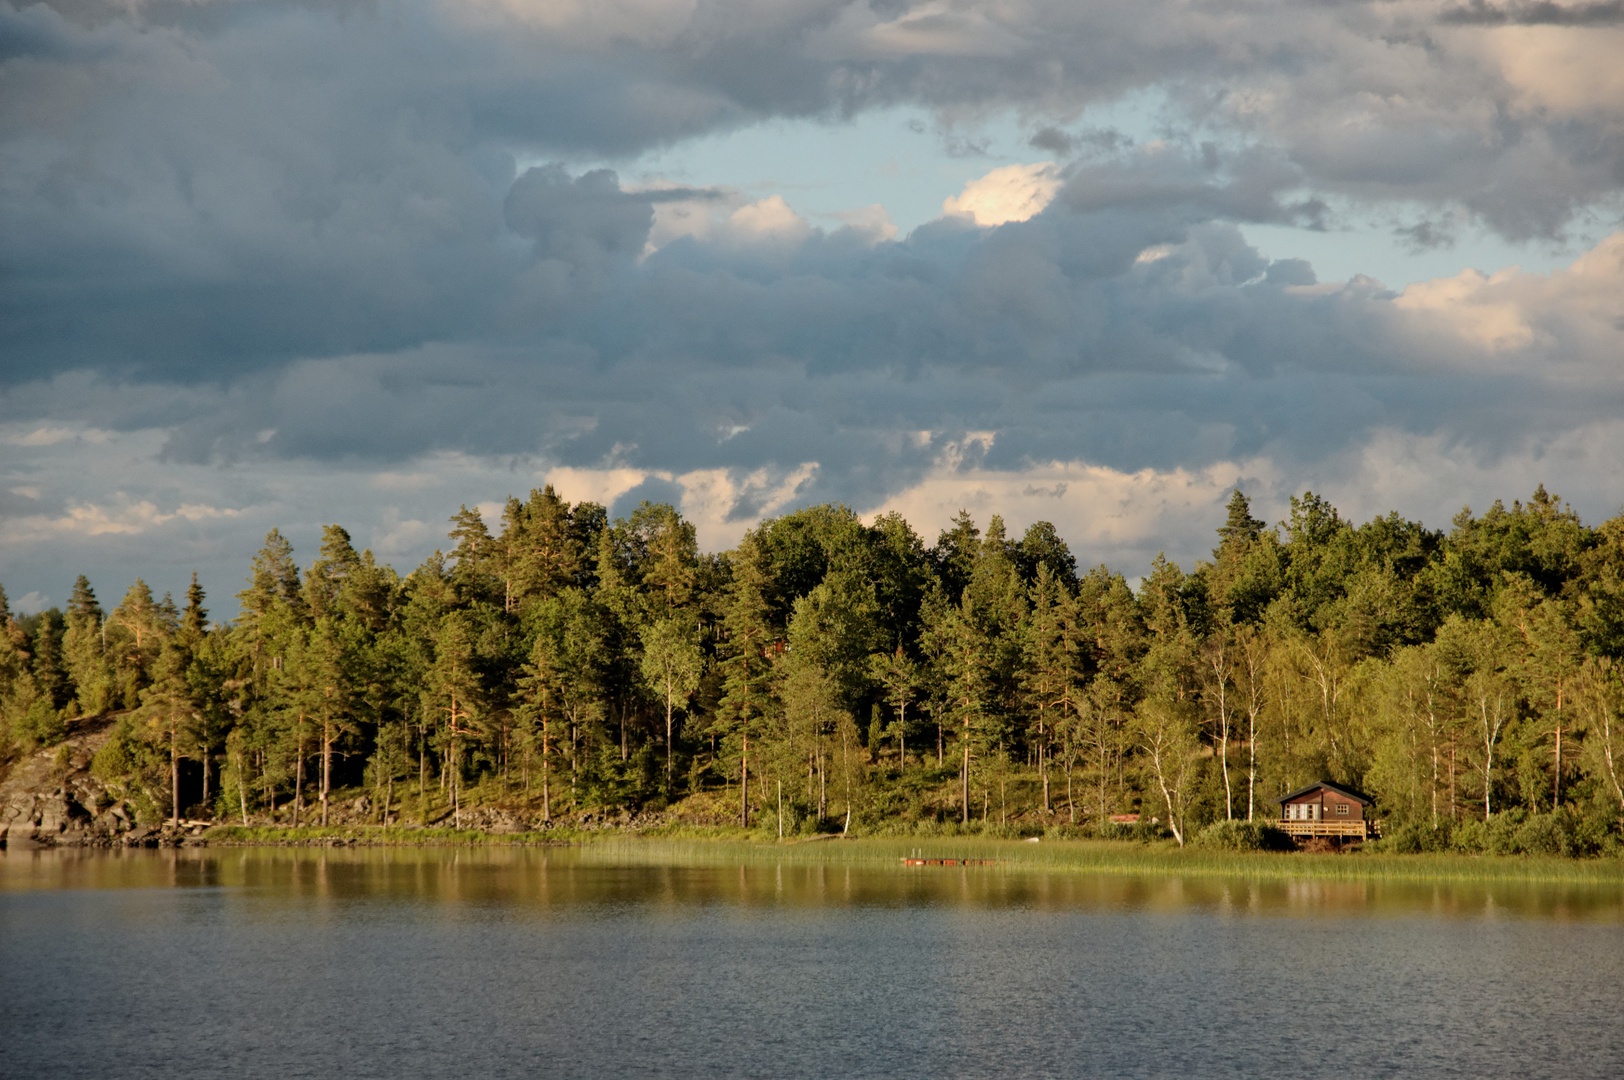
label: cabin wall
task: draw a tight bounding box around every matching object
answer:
[1281,790,1365,821]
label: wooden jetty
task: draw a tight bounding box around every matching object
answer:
[900,858,997,866]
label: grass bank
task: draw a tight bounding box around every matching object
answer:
[200,821,772,846]
[203,824,585,846]
[572,835,1624,885]
[199,824,1624,885]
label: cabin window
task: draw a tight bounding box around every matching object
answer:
[1336,803,1349,816]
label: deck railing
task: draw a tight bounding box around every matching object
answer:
[1277,820,1373,839]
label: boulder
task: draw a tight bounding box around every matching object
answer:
[36,796,71,835]
[0,824,44,849]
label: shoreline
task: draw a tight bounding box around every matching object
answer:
[13,827,1623,886]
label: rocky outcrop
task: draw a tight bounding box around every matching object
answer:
[0,714,159,849]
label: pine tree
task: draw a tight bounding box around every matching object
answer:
[30,610,70,713]
[0,586,36,742]
[1216,488,1266,552]
[305,617,358,826]
[932,510,980,604]
[719,532,775,827]
[238,529,302,631]
[1019,564,1083,814]
[1014,520,1077,587]
[448,506,497,603]
[63,575,111,716]
[109,580,164,709]
[141,640,195,827]
[631,502,698,615]
[425,611,482,827]
[499,486,582,612]
[305,525,361,620]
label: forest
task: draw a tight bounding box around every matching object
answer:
[3,485,1623,855]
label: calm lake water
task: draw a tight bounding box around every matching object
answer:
[2,847,1621,1079]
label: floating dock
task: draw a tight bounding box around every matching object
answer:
[901,858,996,866]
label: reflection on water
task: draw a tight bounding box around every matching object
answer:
[3,847,1622,1080]
[4,845,1621,922]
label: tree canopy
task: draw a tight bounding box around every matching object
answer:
[4,485,1622,854]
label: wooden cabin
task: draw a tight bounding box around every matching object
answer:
[1274,781,1376,841]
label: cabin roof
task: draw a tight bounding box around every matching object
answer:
[1274,780,1373,806]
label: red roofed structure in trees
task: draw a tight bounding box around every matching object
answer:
[1275,781,1377,842]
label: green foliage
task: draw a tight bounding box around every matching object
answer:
[1399,808,1623,858]
[1451,818,1489,853]
[9,485,1624,858]
[1512,814,1570,857]
[1096,820,1169,843]
[21,698,66,747]
[90,723,139,783]
[1193,819,1293,851]
[1382,822,1453,854]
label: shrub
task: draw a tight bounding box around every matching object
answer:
[1567,807,1622,858]
[1450,818,1487,853]
[1193,819,1292,852]
[23,699,66,747]
[1097,819,1172,843]
[1511,814,1569,857]
[980,822,1035,840]
[90,725,139,784]
[1383,822,1451,854]
[1096,821,1143,843]
[1486,809,1527,855]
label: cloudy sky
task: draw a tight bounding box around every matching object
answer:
[3,0,1623,614]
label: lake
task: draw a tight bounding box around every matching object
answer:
[2,845,1621,1079]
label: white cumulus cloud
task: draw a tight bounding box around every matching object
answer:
[942,163,1062,227]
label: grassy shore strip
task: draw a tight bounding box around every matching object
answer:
[197,826,1624,884]
[574,836,1624,885]
[202,825,586,846]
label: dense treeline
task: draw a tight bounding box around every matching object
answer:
[4,485,1624,854]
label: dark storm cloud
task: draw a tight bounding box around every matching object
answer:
[1440,1,1624,26]
[4,1,1622,387]
[30,149,1606,529]
[3,0,1624,548]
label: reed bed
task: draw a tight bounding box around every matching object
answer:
[195,825,1624,885]
[203,824,584,846]
[573,835,1624,885]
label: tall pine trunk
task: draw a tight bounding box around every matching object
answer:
[1040,722,1050,813]
[170,713,180,828]
[740,731,750,828]
[961,737,970,824]
[294,714,305,827]
[321,714,332,827]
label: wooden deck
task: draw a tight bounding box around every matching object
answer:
[1278,820,1373,840]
